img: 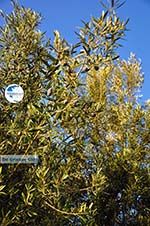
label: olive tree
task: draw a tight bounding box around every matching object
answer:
[0,1,149,225]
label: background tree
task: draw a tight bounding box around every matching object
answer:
[0,0,149,225]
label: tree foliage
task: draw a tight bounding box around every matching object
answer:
[0,0,149,225]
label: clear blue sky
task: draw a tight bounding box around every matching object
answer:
[0,0,149,102]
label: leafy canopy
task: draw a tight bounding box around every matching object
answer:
[0,0,149,225]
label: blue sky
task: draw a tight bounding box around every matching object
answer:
[0,0,149,102]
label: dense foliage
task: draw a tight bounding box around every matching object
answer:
[0,1,149,225]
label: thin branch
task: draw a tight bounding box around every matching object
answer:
[44,199,87,216]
